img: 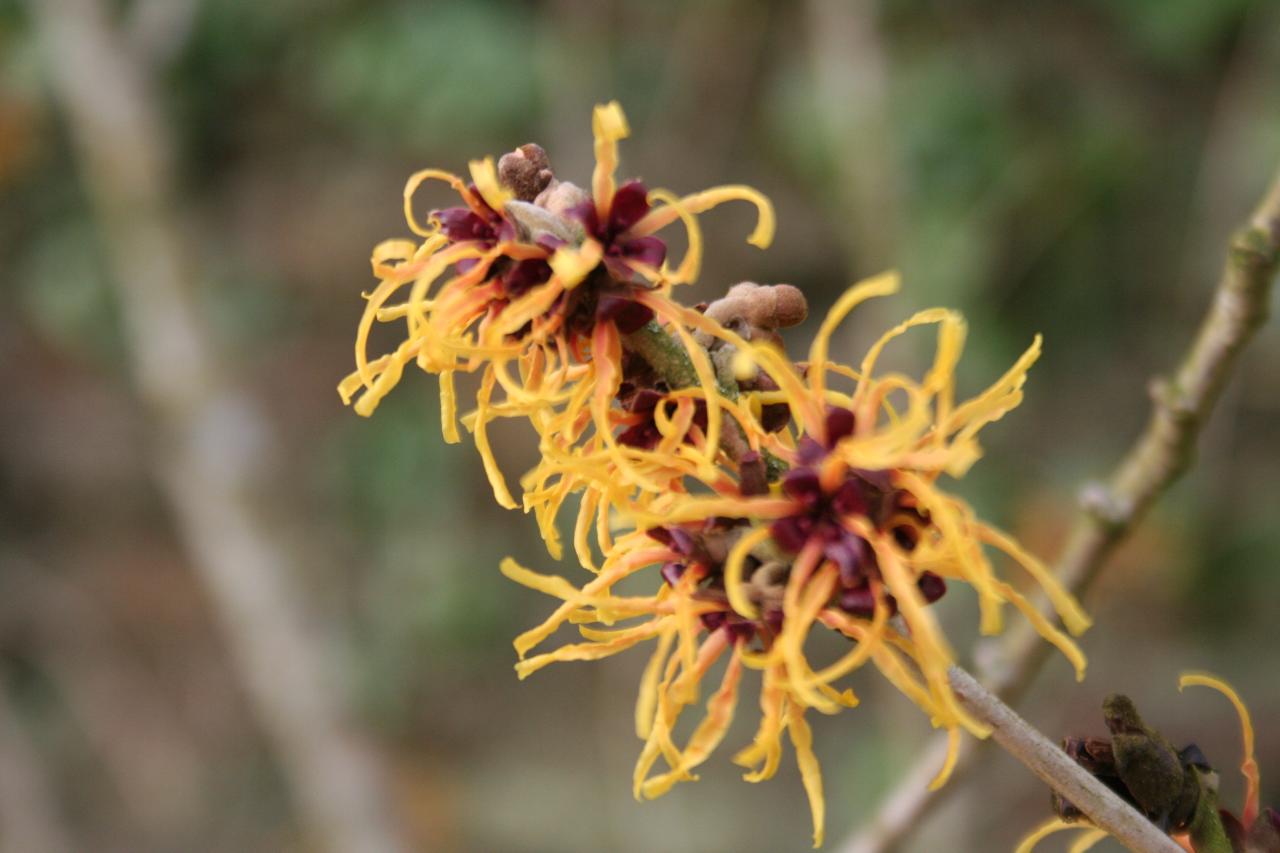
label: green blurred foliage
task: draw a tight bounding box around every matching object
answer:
[15,217,124,362]
[302,2,541,145]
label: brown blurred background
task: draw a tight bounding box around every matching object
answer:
[1,1,1278,851]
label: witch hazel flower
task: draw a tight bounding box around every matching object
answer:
[339,102,773,513]
[503,272,1092,846]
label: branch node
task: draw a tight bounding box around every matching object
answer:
[1229,224,1280,276]
[1149,377,1195,421]
[1079,482,1129,530]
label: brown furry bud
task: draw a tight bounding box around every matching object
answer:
[704,282,808,332]
[498,143,554,202]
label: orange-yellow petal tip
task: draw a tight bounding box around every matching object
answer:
[592,100,631,141]
[1179,672,1260,825]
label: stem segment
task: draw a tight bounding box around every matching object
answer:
[623,320,766,472]
[947,666,1184,853]
[625,320,702,389]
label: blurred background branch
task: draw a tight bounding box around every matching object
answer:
[0,553,205,839]
[0,678,71,853]
[22,1,410,851]
[125,0,201,69]
[804,0,899,273]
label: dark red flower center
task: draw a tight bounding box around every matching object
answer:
[769,435,942,618]
[568,179,668,281]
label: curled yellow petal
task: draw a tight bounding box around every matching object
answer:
[470,367,517,509]
[978,522,1091,636]
[723,526,771,620]
[402,168,476,237]
[500,557,590,606]
[661,316,723,477]
[647,188,703,286]
[875,538,957,713]
[993,579,1087,681]
[592,101,630,217]
[1068,829,1110,853]
[672,574,703,699]
[807,593,887,686]
[353,339,418,417]
[809,271,901,411]
[574,489,600,573]
[633,652,682,798]
[469,156,513,212]
[787,705,826,848]
[928,726,962,791]
[370,238,419,278]
[734,666,785,782]
[1179,672,1260,827]
[636,622,678,739]
[947,334,1042,441]
[640,644,743,798]
[338,354,392,406]
[778,557,840,713]
[1015,817,1093,853]
[897,473,1004,636]
[550,239,604,289]
[630,184,775,250]
[850,306,950,409]
[439,370,460,444]
[515,625,659,679]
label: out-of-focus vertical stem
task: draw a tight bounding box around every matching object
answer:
[0,688,71,853]
[25,2,411,852]
[805,0,900,273]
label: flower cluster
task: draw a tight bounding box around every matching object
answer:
[341,103,1091,847]
[340,102,771,513]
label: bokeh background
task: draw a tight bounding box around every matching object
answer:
[2,1,1278,851]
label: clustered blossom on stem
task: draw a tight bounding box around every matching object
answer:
[504,272,1093,845]
[340,102,1092,847]
[340,101,772,513]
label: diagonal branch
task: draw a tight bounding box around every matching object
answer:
[840,165,1280,853]
[947,667,1183,853]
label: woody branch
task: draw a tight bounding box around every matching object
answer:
[840,164,1280,853]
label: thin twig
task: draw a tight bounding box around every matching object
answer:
[27,2,411,851]
[840,165,1280,853]
[947,667,1183,853]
